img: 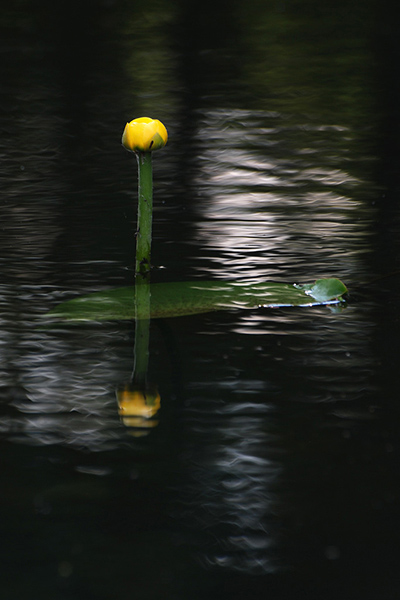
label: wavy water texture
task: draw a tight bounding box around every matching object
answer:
[187,109,376,285]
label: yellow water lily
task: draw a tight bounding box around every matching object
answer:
[122,117,168,152]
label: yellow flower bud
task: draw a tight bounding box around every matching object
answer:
[122,116,168,153]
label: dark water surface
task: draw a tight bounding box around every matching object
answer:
[2,1,400,598]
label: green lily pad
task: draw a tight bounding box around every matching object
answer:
[45,278,347,322]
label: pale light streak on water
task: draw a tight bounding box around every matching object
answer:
[176,400,281,573]
[190,109,374,285]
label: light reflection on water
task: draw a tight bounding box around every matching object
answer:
[177,412,281,573]
[189,108,376,285]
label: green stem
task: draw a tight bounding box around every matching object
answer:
[135,151,153,282]
[133,151,153,385]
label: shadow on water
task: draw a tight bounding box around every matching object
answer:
[1,1,400,599]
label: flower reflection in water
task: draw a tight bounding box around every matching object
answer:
[116,384,160,434]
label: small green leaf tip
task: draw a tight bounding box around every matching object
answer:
[122,117,168,152]
[295,278,347,302]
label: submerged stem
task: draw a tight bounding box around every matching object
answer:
[133,282,150,386]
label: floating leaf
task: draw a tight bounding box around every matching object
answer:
[44,278,347,322]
